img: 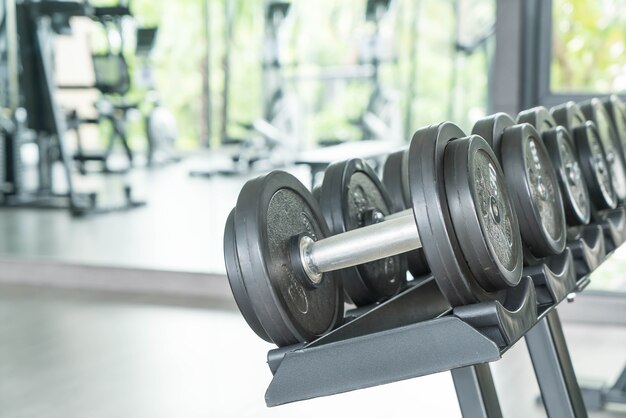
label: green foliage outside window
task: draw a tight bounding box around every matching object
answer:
[552,0,626,94]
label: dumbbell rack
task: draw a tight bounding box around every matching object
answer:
[262,207,626,417]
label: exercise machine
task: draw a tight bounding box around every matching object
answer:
[354,0,402,144]
[66,5,178,172]
[135,26,179,166]
[1,0,143,215]
[191,0,302,177]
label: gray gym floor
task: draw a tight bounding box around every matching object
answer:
[0,286,624,418]
[0,156,625,417]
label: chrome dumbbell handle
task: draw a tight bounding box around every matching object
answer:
[296,209,421,285]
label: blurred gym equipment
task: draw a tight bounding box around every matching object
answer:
[0,0,143,215]
[191,0,302,177]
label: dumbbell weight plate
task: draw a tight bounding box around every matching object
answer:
[551,101,587,135]
[229,171,343,346]
[319,159,407,306]
[382,151,430,278]
[552,101,617,211]
[501,124,567,257]
[472,112,515,159]
[580,98,626,203]
[408,122,523,306]
[517,107,591,226]
[601,95,626,161]
[444,135,523,291]
[542,127,591,225]
[574,122,618,211]
[474,114,568,257]
[517,106,558,132]
[224,209,270,341]
[382,150,410,210]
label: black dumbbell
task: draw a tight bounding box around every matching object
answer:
[472,114,567,263]
[516,106,591,234]
[551,101,619,216]
[580,98,626,204]
[316,158,407,306]
[600,95,626,168]
[225,122,524,346]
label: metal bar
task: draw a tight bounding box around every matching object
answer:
[525,312,588,418]
[5,0,19,109]
[546,310,589,416]
[451,364,504,418]
[490,0,523,115]
[306,210,420,274]
[384,208,411,220]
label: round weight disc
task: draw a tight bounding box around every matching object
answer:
[471,112,515,159]
[517,106,558,134]
[224,208,270,342]
[407,122,521,305]
[444,135,523,291]
[550,101,588,136]
[501,124,567,257]
[319,159,407,306]
[573,122,617,211]
[516,106,591,226]
[602,95,626,162]
[382,150,410,211]
[233,171,343,346]
[382,151,431,278]
[542,127,591,225]
[580,98,626,203]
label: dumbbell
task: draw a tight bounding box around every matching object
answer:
[316,158,407,306]
[600,95,626,169]
[580,98,626,204]
[551,101,621,215]
[225,122,524,346]
[515,106,591,234]
[472,115,567,263]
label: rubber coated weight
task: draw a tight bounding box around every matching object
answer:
[382,150,410,210]
[580,98,626,203]
[382,151,430,278]
[573,122,618,211]
[551,101,617,211]
[542,127,591,225]
[501,124,566,257]
[551,101,587,135]
[319,159,407,306]
[224,209,270,342]
[517,106,591,226]
[231,171,343,346]
[444,135,523,291]
[312,185,321,202]
[472,112,515,160]
[408,122,523,305]
[517,106,558,132]
[601,95,626,162]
